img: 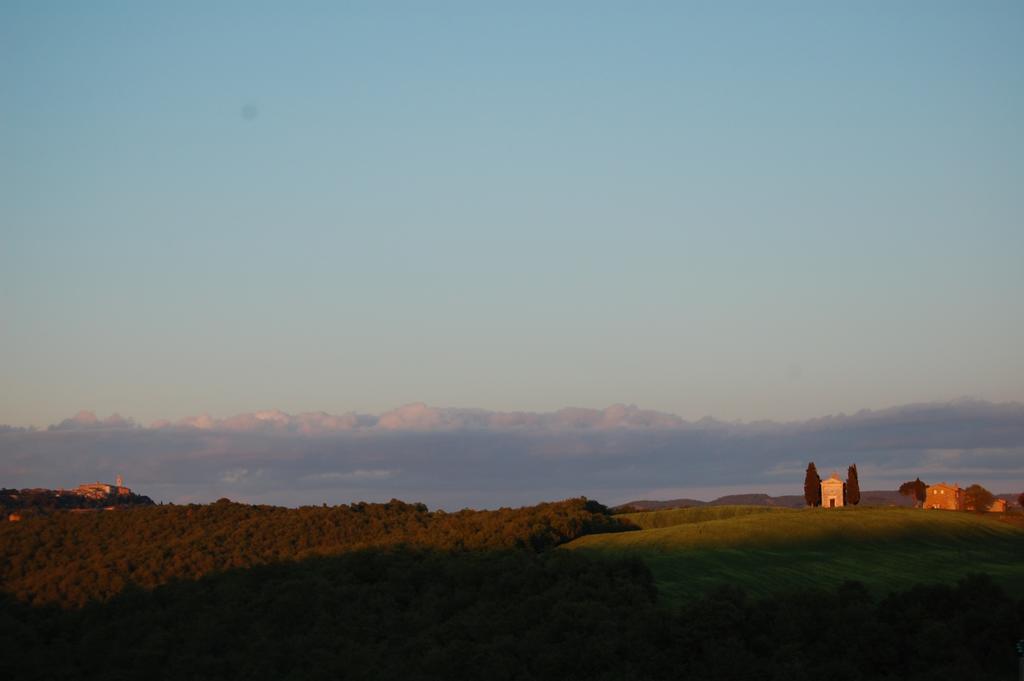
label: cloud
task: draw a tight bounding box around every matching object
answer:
[49,411,136,431]
[301,469,396,483]
[142,403,688,434]
[221,468,255,484]
[376,403,451,430]
[2,400,1022,509]
[160,409,372,433]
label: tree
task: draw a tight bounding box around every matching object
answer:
[898,478,927,508]
[846,464,861,506]
[1018,492,1024,509]
[962,484,994,513]
[804,462,822,507]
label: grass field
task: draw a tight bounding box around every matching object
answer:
[565,506,1024,604]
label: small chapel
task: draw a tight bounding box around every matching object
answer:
[821,472,846,508]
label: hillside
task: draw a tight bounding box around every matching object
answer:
[565,506,1024,603]
[616,505,784,529]
[4,549,1021,681]
[2,499,1022,680]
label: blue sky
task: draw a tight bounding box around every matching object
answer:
[3,1,1023,428]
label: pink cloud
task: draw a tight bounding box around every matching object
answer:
[73,410,98,425]
[177,413,217,430]
[47,403,689,434]
[49,410,137,431]
[377,403,449,430]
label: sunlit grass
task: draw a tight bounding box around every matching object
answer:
[619,505,790,530]
[566,506,1024,604]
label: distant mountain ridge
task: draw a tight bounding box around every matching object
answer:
[617,490,916,511]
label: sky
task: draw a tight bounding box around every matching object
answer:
[3,2,1023,434]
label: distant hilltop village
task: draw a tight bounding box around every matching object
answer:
[2,475,153,520]
[74,475,132,500]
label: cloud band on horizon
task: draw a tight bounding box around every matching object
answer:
[2,400,1022,510]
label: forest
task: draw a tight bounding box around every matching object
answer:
[1,498,1022,680]
[0,497,627,606]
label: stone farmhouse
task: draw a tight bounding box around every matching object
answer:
[925,482,962,510]
[924,482,1007,512]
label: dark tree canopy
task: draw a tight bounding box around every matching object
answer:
[0,558,1019,681]
[804,462,822,507]
[846,464,860,506]
[0,497,632,608]
[963,484,995,513]
[899,478,928,508]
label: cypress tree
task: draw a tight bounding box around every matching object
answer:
[899,479,927,508]
[846,464,861,506]
[804,462,822,507]
[913,478,928,507]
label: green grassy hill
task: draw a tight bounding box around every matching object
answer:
[565,506,1024,604]
[617,505,786,529]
